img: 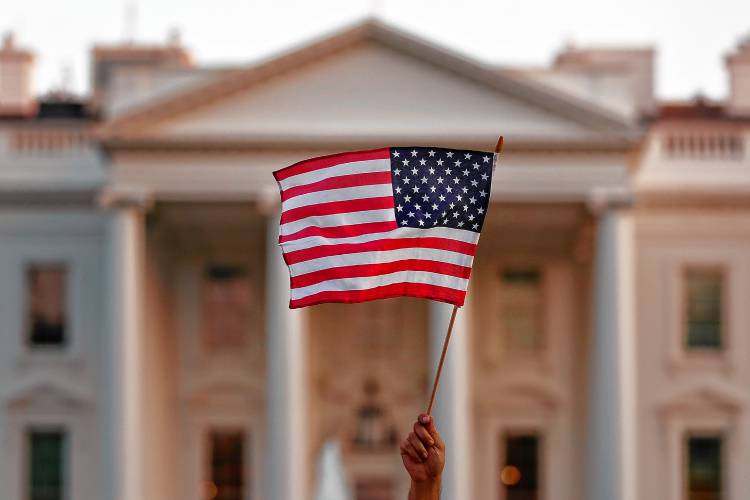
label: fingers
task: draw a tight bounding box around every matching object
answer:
[413,421,435,447]
[400,436,424,463]
[408,431,429,460]
[418,414,445,450]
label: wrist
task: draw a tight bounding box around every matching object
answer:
[410,476,441,499]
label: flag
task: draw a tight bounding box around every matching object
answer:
[273,146,496,309]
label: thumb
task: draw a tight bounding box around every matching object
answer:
[418,414,442,445]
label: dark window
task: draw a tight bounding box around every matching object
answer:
[29,430,65,500]
[687,436,722,500]
[500,269,543,351]
[685,269,723,349]
[501,434,539,500]
[211,431,245,500]
[26,265,67,347]
[202,264,251,350]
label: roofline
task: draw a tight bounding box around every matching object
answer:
[99,19,637,136]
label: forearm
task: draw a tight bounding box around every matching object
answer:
[408,477,441,500]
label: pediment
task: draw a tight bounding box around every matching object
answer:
[659,383,747,415]
[101,21,636,148]
[5,377,92,411]
[184,377,265,409]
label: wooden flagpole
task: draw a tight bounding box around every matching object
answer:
[425,136,504,415]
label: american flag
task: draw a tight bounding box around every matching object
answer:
[273,146,496,309]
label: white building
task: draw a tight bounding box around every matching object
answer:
[0,20,748,500]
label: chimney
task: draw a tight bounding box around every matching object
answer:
[726,35,750,116]
[0,32,36,117]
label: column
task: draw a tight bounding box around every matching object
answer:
[585,207,636,500]
[266,210,309,500]
[429,300,472,500]
[103,204,147,500]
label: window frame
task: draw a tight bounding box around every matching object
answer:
[682,265,726,353]
[496,264,548,357]
[500,431,542,500]
[24,262,70,351]
[24,426,69,500]
[683,432,726,500]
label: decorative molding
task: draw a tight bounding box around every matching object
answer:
[3,377,94,411]
[97,186,155,211]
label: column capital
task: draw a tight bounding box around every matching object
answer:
[257,185,281,216]
[98,187,155,211]
[586,186,634,215]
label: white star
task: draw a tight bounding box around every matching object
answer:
[432,203,438,210]
[462,169,469,176]
[443,219,449,224]
[446,152,454,158]
[473,162,480,170]
[428,150,436,157]
[404,195,412,202]
[445,168,452,175]
[408,211,415,218]
[483,156,490,163]
[412,186,420,193]
[419,158,427,166]
[477,208,485,214]
[453,177,460,184]
[472,223,479,230]
[469,196,477,204]
[463,205,469,212]
[453,212,459,218]
[479,190,487,197]
[430,186,437,193]
[395,169,404,177]
[454,160,462,167]
[437,159,444,166]
[397,205,403,212]
[403,177,410,184]
[456,194,463,201]
[461,187,468,193]
[441,212,447,218]
[464,153,471,159]
[393,150,400,157]
[411,150,418,157]
[446,186,453,193]
[395,186,402,194]
[411,167,418,175]
[437,177,444,184]
[458,221,464,227]
[470,180,479,187]
[418,219,425,226]
[449,202,455,209]
[422,194,429,202]
[468,214,475,221]
[481,173,489,181]
[425,213,431,219]
[438,194,446,201]
[421,176,428,184]
[401,220,409,225]
[428,167,435,175]
[402,159,409,166]
[415,203,422,210]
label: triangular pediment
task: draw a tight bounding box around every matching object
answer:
[5,377,92,411]
[101,20,636,147]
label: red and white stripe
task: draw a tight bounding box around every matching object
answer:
[274,148,480,309]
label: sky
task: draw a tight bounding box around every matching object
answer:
[3,0,749,101]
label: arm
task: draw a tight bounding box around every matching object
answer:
[400,414,445,500]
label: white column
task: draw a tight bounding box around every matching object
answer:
[429,300,472,500]
[585,207,636,500]
[103,205,146,500]
[266,210,308,500]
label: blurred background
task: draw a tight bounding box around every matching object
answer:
[1,1,749,500]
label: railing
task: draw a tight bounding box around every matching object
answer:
[661,131,745,160]
[9,128,94,155]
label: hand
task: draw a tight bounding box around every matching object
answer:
[400,414,445,483]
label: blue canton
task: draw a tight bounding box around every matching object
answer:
[389,147,493,233]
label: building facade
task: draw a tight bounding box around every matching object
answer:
[0,21,748,500]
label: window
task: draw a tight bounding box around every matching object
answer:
[28,430,66,500]
[202,264,252,350]
[500,268,544,351]
[210,431,245,500]
[684,269,723,350]
[500,434,539,500]
[26,265,67,347]
[687,436,722,500]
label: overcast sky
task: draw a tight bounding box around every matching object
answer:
[4,0,749,100]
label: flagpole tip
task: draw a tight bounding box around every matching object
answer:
[495,136,504,154]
